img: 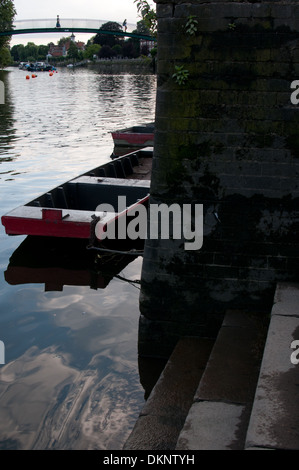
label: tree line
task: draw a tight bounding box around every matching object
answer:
[10,21,156,64]
[0,0,16,67]
[0,0,157,67]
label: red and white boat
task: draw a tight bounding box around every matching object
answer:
[111,123,154,148]
[1,148,152,241]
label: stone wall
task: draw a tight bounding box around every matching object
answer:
[139,0,299,358]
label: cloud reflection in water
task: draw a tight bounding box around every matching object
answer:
[0,258,145,450]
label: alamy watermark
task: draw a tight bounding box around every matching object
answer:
[0,80,4,105]
[94,196,203,251]
[290,340,299,365]
[290,81,299,104]
[0,340,4,365]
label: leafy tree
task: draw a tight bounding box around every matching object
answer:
[10,44,21,61]
[134,0,157,36]
[98,45,116,59]
[141,44,149,56]
[18,44,26,61]
[67,41,79,60]
[37,45,49,60]
[150,46,157,58]
[86,37,95,49]
[24,42,38,61]
[0,0,16,65]
[58,36,72,46]
[83,43,101,60]
[11,42,49,62]
[112,44,122,58]
[93,21,123,48]
[135,19,151,36]
[0,46,12,68]
[128,21,148,58]
[122,40,139,59]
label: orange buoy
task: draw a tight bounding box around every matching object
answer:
[26,75,30,80]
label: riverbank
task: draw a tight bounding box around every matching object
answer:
[12,58,156,74]
[86,58,156,74]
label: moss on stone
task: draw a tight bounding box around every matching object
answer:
[284,115,299,158]
[178,142,212,160]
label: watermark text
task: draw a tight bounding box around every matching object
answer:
[0,340,5,365]
[290,80,299,104]
[0,80,4,105]
[95,196,203,251]
[290,340,299,365]
[103,453,195,466]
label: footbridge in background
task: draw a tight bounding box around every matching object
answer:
[0,18,156,41]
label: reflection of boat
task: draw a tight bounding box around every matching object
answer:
[111,123,154,149]
[5,235,140,292]
[1,148,152,240]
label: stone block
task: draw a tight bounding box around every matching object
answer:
[124,337,214,450]
[176,401,251,450]
[156,4,174,18]
[245,311,299,450]
[195,314,267,404]
[272,282,299,317]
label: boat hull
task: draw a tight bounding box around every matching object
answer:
[1,148,152,241]
[111,124,154,148]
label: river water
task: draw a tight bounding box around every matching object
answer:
[0,66,156,450]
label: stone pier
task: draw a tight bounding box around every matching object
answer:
[139,0,299,358]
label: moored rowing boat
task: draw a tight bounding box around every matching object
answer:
[1,147,153,241]
[111,123,154,148]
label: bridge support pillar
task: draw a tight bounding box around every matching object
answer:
[138,0,299,358]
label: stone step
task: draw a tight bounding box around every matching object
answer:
[245,283,299,450]
[123,336,214,450]
[124,283,299,450]
[175,309,268,450]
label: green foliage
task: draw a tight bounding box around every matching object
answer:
[67,41,79,60]
[83,43,101,60]
[185,15,198,36]
[11,42,50,62]
[134,0,157,36]
[58,36,72,46]
[37,44,49,60]
[24,42,38,61]
[10,44,21,61]
[93,21,123,48]
[172,65,190,86]
[112,44,122,57]
[150,47,157,58]
[0,46,12,68]
[0,0,16,63]
[122,40,139,59]
[98,45,116,59]
[135,19,151,36]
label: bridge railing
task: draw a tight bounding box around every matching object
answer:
[12,19,136,32]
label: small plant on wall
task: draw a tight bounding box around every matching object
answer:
[172,65,190,86]
[185,15,198,36]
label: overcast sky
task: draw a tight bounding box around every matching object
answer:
[11,0,156,46]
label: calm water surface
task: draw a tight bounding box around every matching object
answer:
[0,67,156,449]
